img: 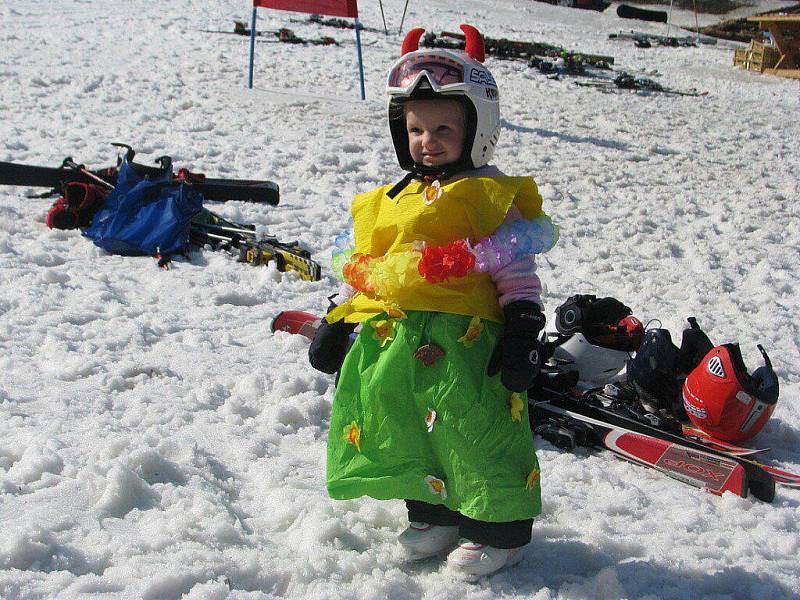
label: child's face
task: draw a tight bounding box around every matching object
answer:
[404,99,466,168]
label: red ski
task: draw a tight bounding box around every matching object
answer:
[270,310,362,344]
[604,429,747,497]
[680,424,770,457]
[270,310,320,341]
[533,400,751,498]
[591,392,800,489]
[746,461,800,488]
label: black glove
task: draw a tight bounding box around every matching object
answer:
[308,302,357,375]
[487,301,546,392]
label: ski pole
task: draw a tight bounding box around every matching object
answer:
[199,230,233,243]
[61,158,115,190]
[192,221,257,239]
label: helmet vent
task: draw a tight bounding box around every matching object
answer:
[707,356,726,378]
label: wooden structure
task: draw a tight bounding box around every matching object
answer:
[745,15,800,79]
[734,40,781,73]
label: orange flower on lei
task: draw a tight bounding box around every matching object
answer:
[341,253,375,295]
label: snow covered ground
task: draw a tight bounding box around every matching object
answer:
[1,0,799,598]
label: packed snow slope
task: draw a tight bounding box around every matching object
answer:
[1,0,798,598]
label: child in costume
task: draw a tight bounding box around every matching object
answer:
[309,24,558,580]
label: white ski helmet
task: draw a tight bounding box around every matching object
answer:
[551,333,630,386]
[386,24,501,173]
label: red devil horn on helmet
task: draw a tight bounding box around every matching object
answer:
[460,24,485,63]
[401,28,425,55]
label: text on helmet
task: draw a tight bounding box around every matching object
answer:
[469,69,497,87]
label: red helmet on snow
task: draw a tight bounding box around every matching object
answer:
[682,344,779,442]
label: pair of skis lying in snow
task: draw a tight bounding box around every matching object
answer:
[0,145,280,205]
[573,73,708,97]
[272,310,800,503]
[530,388,800,503]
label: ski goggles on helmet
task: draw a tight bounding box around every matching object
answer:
[387,53,467,94]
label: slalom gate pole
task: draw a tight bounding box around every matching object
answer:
[248,7,257,89]
[378,0,388,35]
[355,18,366,100]
[398,0,409,35]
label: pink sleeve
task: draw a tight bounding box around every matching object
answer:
[334,282,356,304]
[491,206,544,309]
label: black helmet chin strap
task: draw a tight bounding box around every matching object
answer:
[386,159,471,199]
[386,172,417,199]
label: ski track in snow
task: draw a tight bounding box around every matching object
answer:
[0,0,799,598]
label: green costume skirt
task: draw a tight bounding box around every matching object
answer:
[326,311,541,523]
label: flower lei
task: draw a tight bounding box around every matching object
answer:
[332,215,559,301]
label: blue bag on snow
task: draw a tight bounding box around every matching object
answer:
[83,159,203,256]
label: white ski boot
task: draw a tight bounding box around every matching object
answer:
[446,538,524,581]
[398,522,459,559]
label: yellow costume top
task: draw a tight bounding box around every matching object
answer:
[329,175,545,324]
